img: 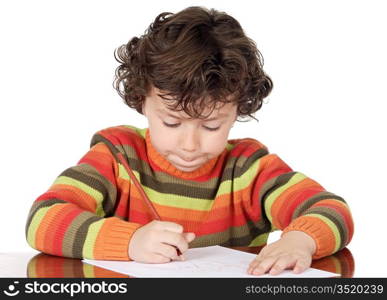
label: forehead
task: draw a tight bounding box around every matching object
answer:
[149,88,234,120]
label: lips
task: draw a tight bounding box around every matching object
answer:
[174,155,202,168]
[181,157,199,162]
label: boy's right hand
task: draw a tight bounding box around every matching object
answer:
[128,220,196,263]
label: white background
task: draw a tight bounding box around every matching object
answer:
[0,0,386,276]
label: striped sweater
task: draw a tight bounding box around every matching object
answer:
[25,125,354,260]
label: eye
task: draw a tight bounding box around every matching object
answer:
[163,122,180,128]
[203,126,220,131]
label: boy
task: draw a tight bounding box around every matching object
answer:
[25,6,354,276]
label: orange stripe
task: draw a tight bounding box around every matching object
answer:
[35,203,69,252]
[48,185,97,212]
[79,143,118,184]
[212,184,252,209]
[44,205,79,256]
[283,215,336,258]
[93,219,114,260]
[93,218,138,260]
[312,199,354,241]
[129,195,208,222]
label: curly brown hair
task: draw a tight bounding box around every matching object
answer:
[113,6,273,121]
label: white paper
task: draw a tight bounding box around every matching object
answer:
[82,246,339,278]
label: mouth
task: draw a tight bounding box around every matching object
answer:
[173,156,203,168]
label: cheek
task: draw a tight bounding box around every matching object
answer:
[155,138,172,154]
[202,131,229,155]
[149,125,176,154]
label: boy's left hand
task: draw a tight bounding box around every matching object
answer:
[247,231,316,276]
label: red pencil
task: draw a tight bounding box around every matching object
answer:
[116,152,183,257]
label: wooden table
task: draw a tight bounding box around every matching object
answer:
[10,246,353,278]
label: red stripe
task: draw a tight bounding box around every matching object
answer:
[50,208,84,256]
[196,211,261,235]
[130,210,153,225]
[79,156,116,185]
[277,188,324,229]
[36,192,61,202]
[229,140,262,158]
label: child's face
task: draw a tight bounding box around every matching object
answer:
[143,86,237,172]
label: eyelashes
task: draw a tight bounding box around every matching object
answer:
[162,122,220,131]
[202,126,220,131]
[163,122,179,128]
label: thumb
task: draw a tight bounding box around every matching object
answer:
[183,232,196,243]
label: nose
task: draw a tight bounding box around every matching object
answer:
[180,127,200,153]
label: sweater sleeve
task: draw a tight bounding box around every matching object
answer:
[25,142,141,261]
[256,153,354,259]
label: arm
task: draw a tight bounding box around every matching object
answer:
[25,142,141,260]
[248,153,354,275]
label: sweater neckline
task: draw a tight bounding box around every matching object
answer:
[145,128,225,179]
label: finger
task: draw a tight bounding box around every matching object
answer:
[156,221,184,233]
[251,256,277,276]
[160,230,189,254]
[183,232,196,243]
[247,257,263,275]
[248,252,265,273]
[269,255,296,276]
[146,253,172,264]
[171,254,185,261]
[155,243,180,260]
[293,257,311,274]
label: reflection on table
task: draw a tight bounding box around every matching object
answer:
[27,247,354,278]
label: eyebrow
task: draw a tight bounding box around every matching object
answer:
[156,108,228,121]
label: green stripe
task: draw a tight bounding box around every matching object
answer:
[231,159,261,192]
[122,164,215,210]
[143,185,214,210]
[305,213,341,253]
[61,164,117,216]
[304,207,347,250]
[217,159,260,196]
[226,143,235,151]
[118,163,131,181]
[62,211,97,258]
[249,232,270,246]
[26,206,54,248]
[120,166,214,210]
[72,216,101,258]
[82,219,104,259]
[122,125,147,138]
